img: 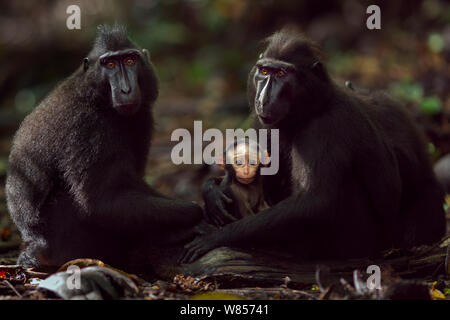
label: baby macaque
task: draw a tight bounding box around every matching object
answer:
[213,138,270,219]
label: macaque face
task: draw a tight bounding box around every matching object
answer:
[229,144,260,185]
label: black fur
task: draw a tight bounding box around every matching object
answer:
[183,30,445,263]
[6,25,202,270]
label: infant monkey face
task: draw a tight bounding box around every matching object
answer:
[232,153,259,184]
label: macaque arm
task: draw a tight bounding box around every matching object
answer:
[66,158,203,236]
[202,176,236,225]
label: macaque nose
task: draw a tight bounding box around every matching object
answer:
[120,69,132,94]
[243,165,250,175]
[121,85,131,94]
[257,78,271,108]
[121,79,131,94]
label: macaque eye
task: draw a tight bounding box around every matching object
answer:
[276,69,287,77]
[260,68,269,75]
[125,57,135,66]
[106,61,116,69]
[249,160,258,166]
[235,159,244,166]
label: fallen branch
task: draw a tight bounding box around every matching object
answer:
[180,236,450,289]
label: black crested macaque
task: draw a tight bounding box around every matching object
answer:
[181,30,446,263]
[6,25,203,270]
[204,138,269,224]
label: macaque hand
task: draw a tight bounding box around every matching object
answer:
[203,184,237,226]
[194,221,219,236]
[178,232,221,264]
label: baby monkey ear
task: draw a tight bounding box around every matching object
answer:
[215,152,225,170]
[261,150,271,167]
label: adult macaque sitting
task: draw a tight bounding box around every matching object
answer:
[6,25,203,270]
[180,29,446,264]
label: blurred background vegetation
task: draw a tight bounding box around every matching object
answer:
[0,0,449,208]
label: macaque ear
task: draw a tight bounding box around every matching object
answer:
[142,49,151,63]
[216,152,225,170]
[261,151,271,167]
[83,57,89,71]
[311,60,328,80]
